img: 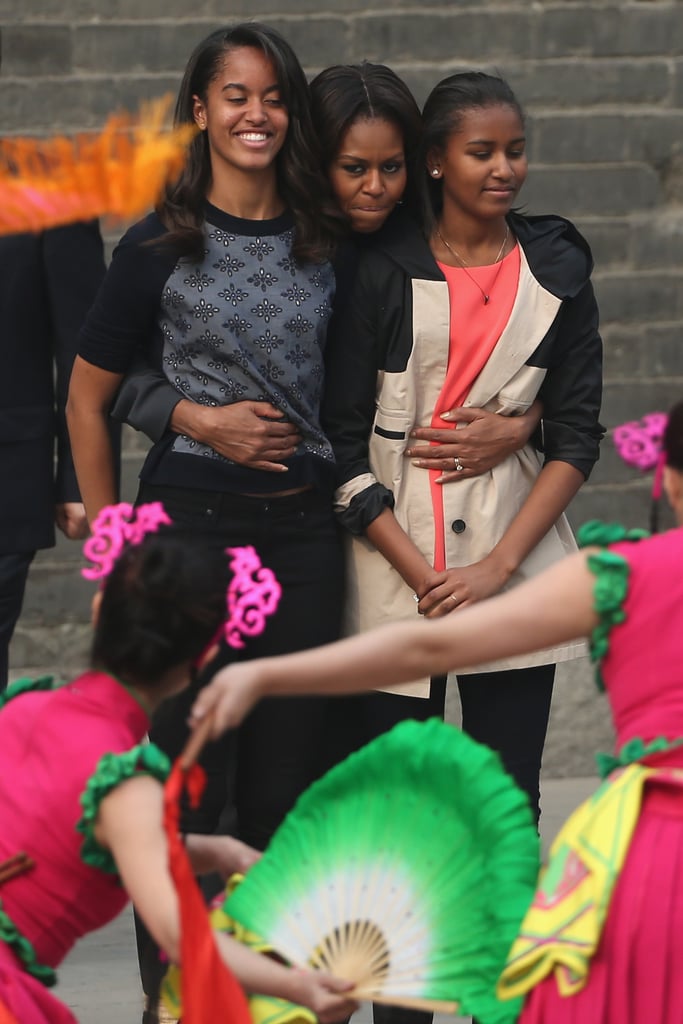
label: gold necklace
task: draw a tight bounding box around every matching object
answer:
[436,224,510,305]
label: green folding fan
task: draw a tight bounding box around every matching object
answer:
[224,718,540,1024]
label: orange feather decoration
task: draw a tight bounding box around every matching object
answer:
[0,97,195,235]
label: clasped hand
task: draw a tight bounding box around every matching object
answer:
[415,556,510,617]
[196,401,301,471]
[406,404,533,482]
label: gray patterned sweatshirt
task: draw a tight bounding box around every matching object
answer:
[78,203,339,494]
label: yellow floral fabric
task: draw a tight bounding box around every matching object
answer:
[497,765,683,1000]
[161,875,315,1024]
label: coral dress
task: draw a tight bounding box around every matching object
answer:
[0,672,169,1023]
[504,525,683,1022]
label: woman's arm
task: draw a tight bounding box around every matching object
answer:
[66,218,177,524]
[407,400,543,483]
[96,776,357,1021]
[66,356,123,524]
[536,280,604,478]
[193,548,599,737]
[113,363,302,469]
[418,460,585,616]
[46,221,107,525]
[361,405,559,606]
[364,458,584,617]
[170,399,302,471]
[110,362,183,442]
[365,508,438,597]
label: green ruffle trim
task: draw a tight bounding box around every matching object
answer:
[0,675,55,711]
[577,520,649,692]
[0,902,56,987]
[596,735,683,778]
[77,743,170,874]
[577,520,649,550]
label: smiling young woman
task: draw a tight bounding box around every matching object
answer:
[66,21,350,1015]
[192,46,290,188]
[68,13,350,835]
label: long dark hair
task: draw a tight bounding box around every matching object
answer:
[309,62,422,215]
[665,400,683,471]
[91,532,228,686]
[157,23,343,262]
[417,71,525,235]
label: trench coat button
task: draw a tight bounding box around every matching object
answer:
[451,519,466,534]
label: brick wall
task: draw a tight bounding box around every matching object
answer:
[4,0,682,772]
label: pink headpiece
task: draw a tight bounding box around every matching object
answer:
[224,546,281,649]
[613,412,668,531]
[82,502,172,580]
[613,412,667,474]
[82,503,281,649]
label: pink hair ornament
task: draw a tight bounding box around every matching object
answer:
[82,504,281,647]
[81,502,172,580]
[613,412,668,532]
[613,412,667,472]
[224,546,282,649]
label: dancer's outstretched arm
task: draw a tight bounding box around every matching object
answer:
[193,549,599,739]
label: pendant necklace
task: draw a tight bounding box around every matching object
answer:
[436,223,510,305]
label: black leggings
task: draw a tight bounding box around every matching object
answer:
[0,550,34,690]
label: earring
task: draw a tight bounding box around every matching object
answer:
[431,168,440,177]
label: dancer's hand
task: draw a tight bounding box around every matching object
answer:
[190,663,266,739]
[213,836,261,877]
[185,834,262,877]
[291,969,359,1024]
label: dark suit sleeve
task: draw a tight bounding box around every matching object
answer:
[42,221,107,502]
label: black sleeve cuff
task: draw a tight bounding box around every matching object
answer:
[541,418,605,480]
[336,484,395,535]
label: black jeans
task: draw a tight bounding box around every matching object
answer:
[0,550,35,690]
[137,481,346,840]
[457,664,555,825]
[325,665,554,821]
[135,482,345,1000]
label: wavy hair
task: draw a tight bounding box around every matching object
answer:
[417,71,525,235]
[157,23,344,262]
[91,531,228,686]
[309,62,422,216]
[665,400,683,471]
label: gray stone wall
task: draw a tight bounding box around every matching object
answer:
[4,0,683,773]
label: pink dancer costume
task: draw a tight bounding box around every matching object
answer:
[519,522,683,1022]
[0,503,281,1023]
[0,671,168,1023]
